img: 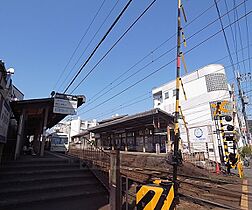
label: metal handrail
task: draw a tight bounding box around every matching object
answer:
[69,138,110,191]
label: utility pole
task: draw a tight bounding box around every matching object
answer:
[173,0,181,202]
[236,72,250,144]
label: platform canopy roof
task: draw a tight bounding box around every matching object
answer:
[73,108,174,138]
[11,96,85,136]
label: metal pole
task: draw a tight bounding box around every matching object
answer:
[40,107,49,157]
[15,110,25,160]
[215,103,224,163]
[126,176,129,210]
[172,0,181,202]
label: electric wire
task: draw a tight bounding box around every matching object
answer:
[77,0,247,112]
[224,0,240,70]
[244,0,252,95]
[79,54,252,117]
[53,0,107,91]
[86,93,152,119]
[214,0,250,130]
[88,0,221,101]
[80,43,252,113]
[78,2,224,109]
[234,0,248,92]
[63,0,133,93]
[57,0,120,92]
[79,56,251,120]
[76,2,251,119]
[69,0,158,94]
[214,1,236,78]
[79,10,252,116]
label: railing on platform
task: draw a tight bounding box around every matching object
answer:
[69,139,110,190]
[69,141,135,209]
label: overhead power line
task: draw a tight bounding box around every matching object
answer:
[214,0,250,138]
[78,0,223,109]
[77,55,251,120]
[63,0,133,93]
[244,0,251,74]
[77,0,247,111]
[214,0,236,75]
[57,0,120,92]
[53,0,107,91]
[69,0,158,94]
[78,9,252,115]
[84,92,152,119]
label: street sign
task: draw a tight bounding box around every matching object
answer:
[53,93,78,115]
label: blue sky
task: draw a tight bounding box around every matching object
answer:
[0,0,251,120]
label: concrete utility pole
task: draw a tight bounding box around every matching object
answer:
[236,72,250,144]
[172,0,182,201]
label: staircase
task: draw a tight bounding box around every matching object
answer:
[0,152,109,210]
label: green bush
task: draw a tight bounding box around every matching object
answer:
[239,145,252,158]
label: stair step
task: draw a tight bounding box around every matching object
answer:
[0,184,107,209]
[0,154,109,209]
[13,194,109,210]
[1,162,80,171]
[0,179,101,198]
[2,158,69,166]
[0,167,85,176]
[0,172,93,187]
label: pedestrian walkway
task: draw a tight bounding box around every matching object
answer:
[242,159,252,210]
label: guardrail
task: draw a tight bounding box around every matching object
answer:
[69,141,135,209]
[69,139,110,191]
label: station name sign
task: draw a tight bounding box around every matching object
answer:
[53,93,78,115]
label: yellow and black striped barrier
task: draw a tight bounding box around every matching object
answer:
[136,181,175,210]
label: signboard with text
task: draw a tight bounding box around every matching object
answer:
[189,126,209,143]
[53,93,78,115]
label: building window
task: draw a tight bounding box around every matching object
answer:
[173,89,176,97]
[153,91,162,100]
[164,91,169,99]
[205,73,228,92]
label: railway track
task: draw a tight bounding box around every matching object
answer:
[119,166,242,209]
[69,150,244,209]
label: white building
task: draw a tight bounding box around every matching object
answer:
[152,64,243,162]
[52,118,98,141]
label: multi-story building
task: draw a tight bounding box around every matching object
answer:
[152,64,244,162]
[0,60,23,162]
[52,118,98,141]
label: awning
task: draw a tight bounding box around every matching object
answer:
[10,96,84,135]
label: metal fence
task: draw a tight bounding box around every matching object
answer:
[69,139,110,190]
